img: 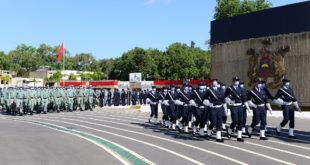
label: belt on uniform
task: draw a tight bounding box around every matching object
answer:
[255,104,265,107]
[284,102,293,106]
[213,105,223,108]
[230,103,242,106]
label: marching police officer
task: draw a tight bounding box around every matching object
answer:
[191,83,207,136]
[167,85,179,130]
[176,84,192,133]
[159,87,169,127]
[146,86,159,123]
[246,78,273,140]
[274,78,302,138]
[205,79,226,142]
[225,77,247,142]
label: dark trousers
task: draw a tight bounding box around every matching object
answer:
[222,108,227,124]
[194,107,208,128]
[250,106,267,130]
[150,104,158,119]
[229,105,244,131]
[180,106,191,126]
[161,104,169,121]
[121,99,126,106]
[242,107,247,127]
[208,107,223,131]
[280,105,295,128]
[99,98,104,107]
[168,103,178,123]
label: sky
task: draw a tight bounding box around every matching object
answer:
[0,0,307,59]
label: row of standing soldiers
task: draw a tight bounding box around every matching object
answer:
[97,89,153,107]
[146,77,301,143]
[0,87,96,115]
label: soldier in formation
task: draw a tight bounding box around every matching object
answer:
[0,86,96,116]
[146,77,302,143]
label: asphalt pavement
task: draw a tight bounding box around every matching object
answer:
[1,107,310,165]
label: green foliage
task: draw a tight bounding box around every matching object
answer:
[81,73,93,81]
[214,0,272,20]
[92,72,103,80]
[0,75,12,84]
[0,41,211,81]
[68,73,77,80]
[48,70,62,82]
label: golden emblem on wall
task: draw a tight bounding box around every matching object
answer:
[247,38,290,89]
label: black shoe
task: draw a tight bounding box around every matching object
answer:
[275,128,280,136]
[260,137,268,140]
[237,138,244,142]
[288,135,298,139]
[226,129,231,139]
[216,139,224,143]
[247,132,252,138]
[206,135,210,140]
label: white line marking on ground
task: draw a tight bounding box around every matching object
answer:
[28,116,206,165]
[37,114,298,165]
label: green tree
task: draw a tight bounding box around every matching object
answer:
[81,73,93,81]
[92,72,103,80]
[68,73,77,80]
[48,70,62,82]
[214,0,272,20]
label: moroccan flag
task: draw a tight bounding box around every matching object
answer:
[56,43,64,63]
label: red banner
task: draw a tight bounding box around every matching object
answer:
[59,81,86,86]
[189,80,212,85]
[89,81,118,86]
[153,80,183,86]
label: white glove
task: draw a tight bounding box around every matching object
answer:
[247,101,257,108]
[209,103,215,108]
[273,98,284,106]
[203,99,210,106]
[189,99,197,107]
[244,102,251,113]
[175,100,184,106]
[225,97,231,104]
[163,100,169,106]
[266,103,273,115]
[293,101,302,112]
[146,98,152,104]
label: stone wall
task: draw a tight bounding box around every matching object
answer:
[211,32,310,106]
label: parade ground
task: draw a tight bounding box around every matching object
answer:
[1,107,310,165]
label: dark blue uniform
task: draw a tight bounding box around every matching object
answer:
[192,89,207,128]
[167,90,179,124]
[225,86,246,131]
[178,90,192,127]
[247,87,269,131]
[275,86,297,129]
[147,91,159,119]
[113,90,120,106]
[206,87,225,131]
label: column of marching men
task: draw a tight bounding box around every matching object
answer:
[0,87,96,115]
[146,77,302,143]
[0,87,153,116]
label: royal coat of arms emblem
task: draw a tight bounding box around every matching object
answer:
[247,38,290,89]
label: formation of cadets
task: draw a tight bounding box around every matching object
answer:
[0,87,95,115]
[146,77,302,143]
[0,86,155,116]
